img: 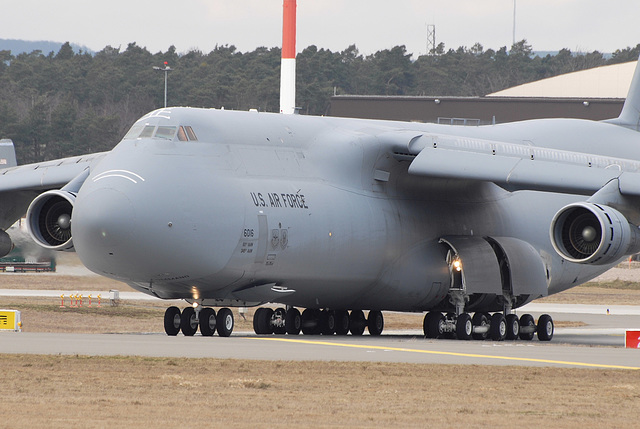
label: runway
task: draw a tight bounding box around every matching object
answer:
[1,289,639,369]
[1,330,638,369]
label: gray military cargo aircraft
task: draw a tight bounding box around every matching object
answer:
[2,57,640,341]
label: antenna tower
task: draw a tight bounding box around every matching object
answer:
[426,24,436,55]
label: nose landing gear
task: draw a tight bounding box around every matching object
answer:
[164,306,235,337]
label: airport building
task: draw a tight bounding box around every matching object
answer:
[328,60,635,124]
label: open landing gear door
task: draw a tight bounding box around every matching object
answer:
[488,236,548,299]
[439,236,502,295]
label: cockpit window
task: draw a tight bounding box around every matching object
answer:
[185,126,198,141]
[139,125,155,138]
[122,122,198,142]
[155,126,177,140]
[123,124,145,140]
[177,126,188,141]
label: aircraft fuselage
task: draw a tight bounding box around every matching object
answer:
[70,107,625,312]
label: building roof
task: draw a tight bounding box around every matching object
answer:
[488,60,636,99]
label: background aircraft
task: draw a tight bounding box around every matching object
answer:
[0,53,639,341]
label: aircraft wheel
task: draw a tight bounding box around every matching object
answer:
[349,310,366,336]
[506,314,520,340]
[180,307,198,336]
[273,307,287,335]
[423,311,443,338]
[216,308,234,337]
[425,311,445,339]
[321,310,336,335]
[301,309,319,335]
[537,314,554,341]
[490,313,507,341]
[519,313,535,341]
[199,307,217,336]
[367,310,384,336]
[164,306,181,336]
[285,308,302,335]
[456,313,473,340]
[471,312,489,340]
[253,307,273,335]
[334,310,350,335]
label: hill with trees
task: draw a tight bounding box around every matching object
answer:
[0,40,639,164]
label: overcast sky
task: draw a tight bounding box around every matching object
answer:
[3,1,639,56]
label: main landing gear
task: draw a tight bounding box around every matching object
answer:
[423,311,554,341]
[253,307,384,336]
[164,306,235,337]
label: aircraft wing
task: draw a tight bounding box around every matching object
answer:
[403,133,640,197]
[0,152,107,193]
[0,151,107,230]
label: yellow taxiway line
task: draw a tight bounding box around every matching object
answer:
[249,337,640,370]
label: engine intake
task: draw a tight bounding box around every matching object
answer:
[26,190,76,251]
[550,202,640,265]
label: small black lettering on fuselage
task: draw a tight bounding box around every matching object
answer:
[250,192,308,209]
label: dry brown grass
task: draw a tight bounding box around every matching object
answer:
[0,273,135,291]
[0,354,638,428]
[537,285,640,305]
[2,262,640,427]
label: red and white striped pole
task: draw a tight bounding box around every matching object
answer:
[280,0,296,114]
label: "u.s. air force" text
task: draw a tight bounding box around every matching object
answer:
[250,192,309,209]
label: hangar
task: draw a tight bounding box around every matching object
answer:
[328,60,635,124]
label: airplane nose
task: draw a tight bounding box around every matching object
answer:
[72,187,137,272]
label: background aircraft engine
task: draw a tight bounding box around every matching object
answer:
[26,190,76,251]
[550,202,640,265]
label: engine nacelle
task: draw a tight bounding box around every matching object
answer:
[26,190,76,251]
[0,229,14,257]
[550,202,640,265]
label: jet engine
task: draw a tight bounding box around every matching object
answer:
[0,229,14,257]
[26,190,76,251]
[550,202,640,265]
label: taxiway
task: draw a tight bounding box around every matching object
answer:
[1,289,639,369]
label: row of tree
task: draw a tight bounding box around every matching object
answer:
[1,41,639,164]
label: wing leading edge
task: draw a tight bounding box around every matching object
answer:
[405,133,640,197]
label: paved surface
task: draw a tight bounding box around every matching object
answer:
[2,288,639,369]
[1,330,638,369]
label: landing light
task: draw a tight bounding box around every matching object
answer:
[453,259,462,272]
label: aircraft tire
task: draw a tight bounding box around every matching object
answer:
[273,307,287,335]
[216,308,234,337]
[253,308,273,335]
[180,307,198,336]
[519,314,535,341]
[367,310,384,336]
[425,311,445,339]
[334,310,350,335]
[471,312,489,340]
[199,307,217,336]
[505,314,520,340]
[320,310,336,335]
[349,310,366,336]
[164,306,181,336]
[285,308,302,335]
[456,313,473,340]
[490,313,507,341]
[301,309,320,335]
[537,314,554,341]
